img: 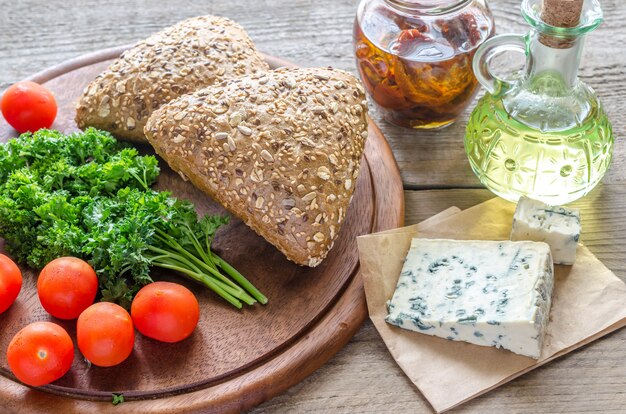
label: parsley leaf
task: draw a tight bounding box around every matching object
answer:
[111,393,124,405]
[0,128,267,308]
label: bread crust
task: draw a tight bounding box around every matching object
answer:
[144,68,368,266]
[75,15,269,143]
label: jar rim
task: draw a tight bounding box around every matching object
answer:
[521,0,602,36]
[384,0,472,15]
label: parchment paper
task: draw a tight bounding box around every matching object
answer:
[357,197,626,413]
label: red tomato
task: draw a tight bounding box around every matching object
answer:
[0,254,22,314]
[6,322,74,387]
[37,257,98,320]
[131,282,199,343]
[77,302,134,367]
[1,81,57,133]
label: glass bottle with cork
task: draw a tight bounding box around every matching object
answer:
[354,0,495,129]
[465,0,613,204]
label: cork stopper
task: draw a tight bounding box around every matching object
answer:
[540,0,584,48]
[541,0,584,28]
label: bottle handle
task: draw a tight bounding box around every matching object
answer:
[473,34,528,97]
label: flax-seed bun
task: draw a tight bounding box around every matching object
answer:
[75,15,269,143]
[144,67,369,267]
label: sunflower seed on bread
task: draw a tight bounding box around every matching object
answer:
[75,15,268,143]
[144,67,369,267]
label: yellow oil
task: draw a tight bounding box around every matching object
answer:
[465,93,613,205]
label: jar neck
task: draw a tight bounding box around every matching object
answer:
[383,0,472,15]
[525,30,585,91]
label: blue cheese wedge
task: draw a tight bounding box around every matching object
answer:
[386,239,554,359]
[510,196,580,265]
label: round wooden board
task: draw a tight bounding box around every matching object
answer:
[0,48,404,413]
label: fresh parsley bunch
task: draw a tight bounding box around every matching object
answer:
[0,128,266,309]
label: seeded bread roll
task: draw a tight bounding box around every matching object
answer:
[144,67,369,267]
[75,15,269,143]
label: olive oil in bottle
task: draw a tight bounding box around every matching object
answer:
[465,0,614,204]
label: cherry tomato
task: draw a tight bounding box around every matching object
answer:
[1,81,57,133]
[131,282,199,343]
[77,302,134,367]
[6,322,74,387]
[37,257,98,320]
[0,254,22,314]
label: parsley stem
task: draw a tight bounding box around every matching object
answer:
[212,279,256,305]
[152,262,242,309]
[151,221,266,307]
[128,169,148,191]
[183,222,215,266]
[152,233,242,293]
[147,246,204,275]
[212,254,268,305]
[159,259,254,305]
[148,247,256,305]
[156,226,214,267]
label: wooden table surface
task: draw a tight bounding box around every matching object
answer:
[1,0,624,412]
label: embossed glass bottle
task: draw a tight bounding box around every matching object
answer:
[465,0,613,204]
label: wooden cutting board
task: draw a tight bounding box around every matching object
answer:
[0,48,404,413]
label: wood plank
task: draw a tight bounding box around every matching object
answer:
[253,186,626,413]
[1,1,624,188]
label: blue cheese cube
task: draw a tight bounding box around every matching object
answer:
[386,239,554,359]
[510,196,580,265]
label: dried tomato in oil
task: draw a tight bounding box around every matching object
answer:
[354,1,494,129]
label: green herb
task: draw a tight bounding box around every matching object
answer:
[111,393,124,405]
[0,128,267,308]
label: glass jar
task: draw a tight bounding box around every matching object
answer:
[465,0,613,205]
[354,0,495,129]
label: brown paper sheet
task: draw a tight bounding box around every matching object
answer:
[357,197,626,413]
